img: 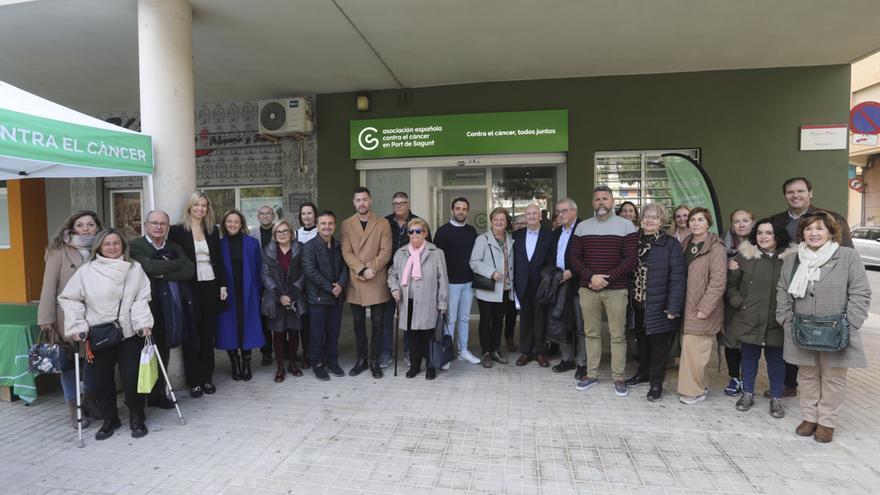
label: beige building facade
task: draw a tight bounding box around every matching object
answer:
[850,51,880,226]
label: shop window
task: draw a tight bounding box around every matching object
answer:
[0,182,9,248]
[204,185,282,229]
[110,190,143,240]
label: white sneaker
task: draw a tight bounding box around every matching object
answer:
[679,389,708,405]
[458,350,482,365]
[441,362,451,370]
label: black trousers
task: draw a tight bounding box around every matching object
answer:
[149,310,171,400]
[478,293,506,355]
[184,280,218,387]
[89,335,145,420]
[633,306,672,388]
[260,315,272,357]
[518,288,547,358]
[785,362,799,389]
[503,297,517,339]
[406,299,434,371]
[351,303,385,363]
[725,346,741,379]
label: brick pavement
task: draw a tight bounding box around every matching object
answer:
[2,315,880,494]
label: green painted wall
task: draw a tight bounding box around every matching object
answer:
[317,65,850,226]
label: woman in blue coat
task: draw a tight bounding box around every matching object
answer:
[625,203,686,401]
[216,210,265,381]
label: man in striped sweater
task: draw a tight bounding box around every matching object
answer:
[567,186,639,397]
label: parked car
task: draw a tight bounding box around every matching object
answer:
[852,227,880,267]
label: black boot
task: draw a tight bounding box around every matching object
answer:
[94,417,121,441]
[130,411,148,438]
[349,359,369,376]
[228,351,242,381]
[83,392,102,420]
[241,355,253,381]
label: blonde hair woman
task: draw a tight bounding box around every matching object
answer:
[168,191,228,398]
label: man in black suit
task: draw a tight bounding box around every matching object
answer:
[548,198,587,378]
[512,204,555,367]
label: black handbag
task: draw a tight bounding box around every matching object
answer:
[428,312,456,369]
[472,237,498,291]
[788,257,850,352]
[88,273,127,351]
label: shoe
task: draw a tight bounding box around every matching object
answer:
[371,365,383,379]
[230,354,242,381]
[575,376,599,391]
[736,392,755,412]
[328,364,345,377]
[795,421,818,437]
[405,367,420,378]
[491,351,508,365]
[459,350,482,365]
[202,382,216,394]
[68,401,90,429]
[302,355,311,369]
[287,362,303,377]
[536,354,550,368]
[552,361,576,373]
[147,397,174,410]
[241,357,253,381]
[313,365,330,381]
[349,359,369,376]
[481,353,493,368]
[764,387,797,398]
[426,367,436,380]
[441,362,450,370]
[679,392,707,405]
[769,398,785,418]
[612,380,629,397]
[379,356,392,369]
[130,413,148,439]
[506,336,517,353]
[274,368,286,383]
[724,378,742,396]
[814,425,834,443]
[625,374,650,387]
[190,386,203,398]
[94,417,122,440]
[646,385,663,402]
[516,354,530,366]
[575,366,587,381]
[261,353,273,366]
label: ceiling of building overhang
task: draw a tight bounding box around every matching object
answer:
[1,0,879,113]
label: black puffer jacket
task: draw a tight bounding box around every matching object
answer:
[261,241,304,319]
[302,235,349,306]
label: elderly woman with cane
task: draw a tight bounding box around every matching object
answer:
[388,218,449,380]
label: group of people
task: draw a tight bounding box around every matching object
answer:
[37,176,870,445]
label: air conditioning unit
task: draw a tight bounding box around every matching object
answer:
[258,97,314,136]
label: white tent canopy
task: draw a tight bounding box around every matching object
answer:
[0,81,153,179]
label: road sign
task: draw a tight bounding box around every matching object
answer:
[850,178,864,193]
[850,101,880,135]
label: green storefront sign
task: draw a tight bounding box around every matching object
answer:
[350,110,568,159]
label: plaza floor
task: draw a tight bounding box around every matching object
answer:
[3,315,880,495]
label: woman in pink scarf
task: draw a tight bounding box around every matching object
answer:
[388,218,449,380]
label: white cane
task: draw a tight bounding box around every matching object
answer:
[154,344,186,425]
[74,333,85,448]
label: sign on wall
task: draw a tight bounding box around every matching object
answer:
[350,110,568,159]
[799,124,847,151]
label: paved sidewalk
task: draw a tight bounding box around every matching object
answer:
[3,315,880,495]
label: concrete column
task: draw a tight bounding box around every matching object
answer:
[138,0,196,389]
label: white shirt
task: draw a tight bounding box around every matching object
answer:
[556,224,574,269]
[145,235,166,250]
[525,228,540,261]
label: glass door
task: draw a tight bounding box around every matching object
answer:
[433,168,488,233]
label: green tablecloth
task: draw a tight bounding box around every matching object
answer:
[0,304,39,403]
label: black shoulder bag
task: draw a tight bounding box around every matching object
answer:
[88,274,128,351]
[789,257,850,352]
[472,235,498,291]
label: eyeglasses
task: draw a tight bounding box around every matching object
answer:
[258,212,275,216]
[146,221,169,227]
[407,228,424,235]
[642,214,661,220]
[393,201,409,207]
[275,229,291,235]
[554,208,570,215]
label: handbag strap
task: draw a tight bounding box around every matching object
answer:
[485,233,497,271]
[114,266,130,322]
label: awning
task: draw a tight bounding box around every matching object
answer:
[0,81,153,179]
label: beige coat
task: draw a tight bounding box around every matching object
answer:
[37,244,86,342]
[387,243,449,330]
[58,255,154,340]
[340,211,393,306]
[681,232,727,336]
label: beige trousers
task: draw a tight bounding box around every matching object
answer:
[579,288,628,381]
[677,333,714,397]
[798,352,848,428]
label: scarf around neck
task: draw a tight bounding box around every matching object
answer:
[401,242,426,287]
[788,241,838,298]
[65,231,97,261]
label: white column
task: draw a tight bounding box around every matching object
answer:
[138,0,195,390]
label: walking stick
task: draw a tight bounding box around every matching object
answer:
[74,333,85,448]
[153,345,186,425]
[394,302,400,377]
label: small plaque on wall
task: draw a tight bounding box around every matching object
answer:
[800,125,847,151]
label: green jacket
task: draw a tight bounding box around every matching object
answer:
[129,236,194,282]
[725,242,796,347]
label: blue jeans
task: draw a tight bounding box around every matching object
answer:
[445,283,473,353]
[740,342,785,398]
[59,356,94,402]
[308,303,343,367]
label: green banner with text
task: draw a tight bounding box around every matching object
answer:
[350,110,568,159]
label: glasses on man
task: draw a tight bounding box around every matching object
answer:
[554,208,570,215]
[258,211,275,216]
[146,221,169,227]
[407,228,423,235]
[393,201,409,207]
